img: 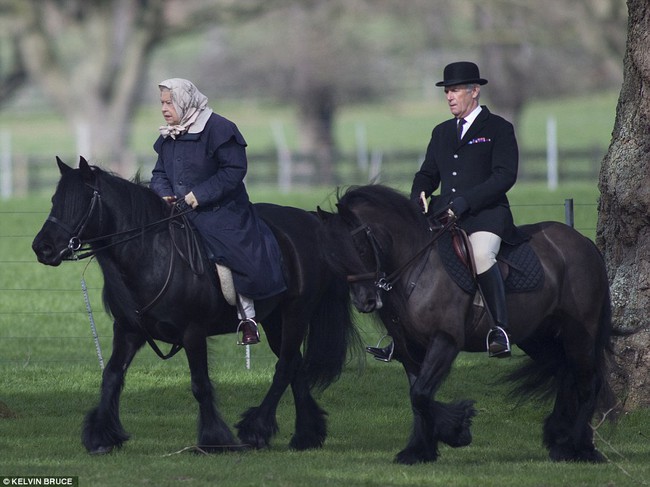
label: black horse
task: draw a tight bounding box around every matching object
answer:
[32,157,359,454]
[318,184,616,465]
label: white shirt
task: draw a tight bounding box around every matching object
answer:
[458,105,482,139]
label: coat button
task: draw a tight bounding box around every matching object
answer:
[453,154,459,159]
[451,188,456,193]
[452,171,457,176]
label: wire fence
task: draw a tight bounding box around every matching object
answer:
[0,200,598,369]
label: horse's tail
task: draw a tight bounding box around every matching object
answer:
[508,285,618,418]
[594,286,619,416]
[301,275,363,391]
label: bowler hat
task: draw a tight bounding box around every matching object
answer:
[436,62,488,87]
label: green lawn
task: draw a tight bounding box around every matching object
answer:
[1,184,648,486]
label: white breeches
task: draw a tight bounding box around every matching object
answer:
[468,231,502,274]
[237,294,256,320]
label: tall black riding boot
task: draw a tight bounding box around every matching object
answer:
[477,264,511,358]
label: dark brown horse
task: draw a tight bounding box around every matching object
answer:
[318,184,616,465]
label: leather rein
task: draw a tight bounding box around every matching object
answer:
[46,185,200,360]
[345,213,457,292]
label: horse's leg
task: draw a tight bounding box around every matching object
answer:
[395,332,475,464]
[287,360,328,450]
[240,344,327,451]
[543,318,606,463]
[183,327,240,452]
[399,350,475,451]
[236,311,291,448]
[82,322,144,454]
[236,308,327,451]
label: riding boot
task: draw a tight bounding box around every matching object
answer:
[238,318,260,345]
[477,265,511,358]
[366,341,394,362]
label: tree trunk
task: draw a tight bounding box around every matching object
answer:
[17,0,162,176]
[296,84,337,185]
[596,0,650,410]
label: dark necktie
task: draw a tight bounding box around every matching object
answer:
[457,118,466,141]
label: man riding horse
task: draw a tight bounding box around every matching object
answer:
[369,61,527,361]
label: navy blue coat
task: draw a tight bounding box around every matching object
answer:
[151,113,286,299]
[410,106,524,244]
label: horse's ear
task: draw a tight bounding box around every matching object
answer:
[79,156,90,170]
[316,206,333,222]
[56,156,73,175]
[78,156,96,185]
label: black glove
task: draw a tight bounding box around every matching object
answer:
[174,199,192,212]
[449,197,469,217]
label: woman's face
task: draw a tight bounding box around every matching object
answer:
[160,90,181,125]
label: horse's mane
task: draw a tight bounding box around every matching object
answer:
[89,165,169,226]
[337,184,429,234]
[67,165,170,321]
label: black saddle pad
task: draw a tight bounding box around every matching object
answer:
[438,231,544,294]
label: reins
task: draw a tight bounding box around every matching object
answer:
[346,212,457,292]
[54,192,196,261]
[50,185,201,361]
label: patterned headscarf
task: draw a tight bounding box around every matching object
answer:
[158,78,213,139]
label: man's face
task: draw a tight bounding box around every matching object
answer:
[444,84,479,119]
[160,90,181,125]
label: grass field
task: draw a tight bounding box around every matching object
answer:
[1,183,649,487]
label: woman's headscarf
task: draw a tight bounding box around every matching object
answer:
[158,78,213,139]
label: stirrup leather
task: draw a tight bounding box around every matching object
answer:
[486,326,511,357]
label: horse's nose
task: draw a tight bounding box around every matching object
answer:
[352,290,383,313]
[32,235,62,266]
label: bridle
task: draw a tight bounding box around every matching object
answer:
[47,187,103,260]
[346,224,393,291]
[45,184,198,360]
[47,184,194,262]
[345,214,457,293]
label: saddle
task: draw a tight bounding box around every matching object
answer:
[216,263,237,305]
[438,226,544,294]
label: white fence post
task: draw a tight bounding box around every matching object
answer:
[355,122,368,172]
[369,149,383,183]
[76,121,91,159]
[271,121,292,194]
[1,130,12,199]
[546,116,558,191]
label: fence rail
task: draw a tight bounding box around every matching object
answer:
[0,199,594,369]
[1,146,603,198]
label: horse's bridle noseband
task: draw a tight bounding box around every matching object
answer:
[346,224,393,291]
[44,182,199,360]
[46,188,103,260]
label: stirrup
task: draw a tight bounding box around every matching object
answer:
[486,326,511,358]
[365,335,394,362]
[236,318,260,346]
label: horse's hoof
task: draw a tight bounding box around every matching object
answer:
[89,445,114,455]
[395,447,437,465]
[198,443,249,454]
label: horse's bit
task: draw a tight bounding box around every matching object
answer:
[45,185,198,360]
[346,224,393,291]
[47,188,103,260]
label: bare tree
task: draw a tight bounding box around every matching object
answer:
[2,0,286,175]
[201,0,418,184]
[0,34,27,106]
[597,0,650,410]
[475,0,626,127]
